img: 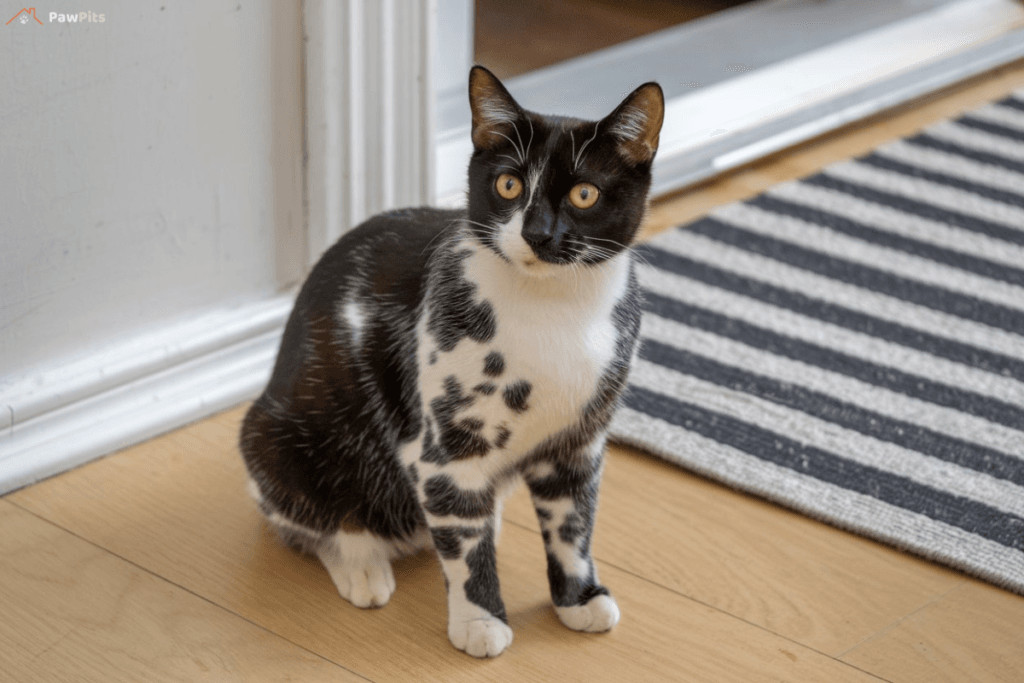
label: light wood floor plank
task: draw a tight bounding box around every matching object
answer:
[839,582,1024,683]
[8,406,883,683]
[502,445,964,656]
[0,499,364,683]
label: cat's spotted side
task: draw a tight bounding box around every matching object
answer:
[240,66,663,657]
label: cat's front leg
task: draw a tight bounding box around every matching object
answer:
[415,467,513,657]
[523,435,620,633]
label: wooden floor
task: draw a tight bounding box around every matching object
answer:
[5,61,1024,683]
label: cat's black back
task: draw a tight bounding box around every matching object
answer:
[242,208,461,540]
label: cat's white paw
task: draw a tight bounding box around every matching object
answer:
[556,594,620,632]
[448,617,514,658]
[324,561,396,608]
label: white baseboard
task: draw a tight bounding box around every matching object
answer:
[0,296,292,495]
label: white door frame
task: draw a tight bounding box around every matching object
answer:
[304,0,437,264]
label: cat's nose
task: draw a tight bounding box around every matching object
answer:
[521,210,555,250]
[521,226,552,248]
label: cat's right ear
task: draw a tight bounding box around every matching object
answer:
[469,66,522,151]
[603,82,665,165]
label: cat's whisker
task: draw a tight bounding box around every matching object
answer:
[458,217,508,255]
[494,131,525,164]
[573,122,600,172]
[583,235,630,249]
[565,236,622,265]
[526,118,535,159]
[632,250,653,269]
[421,220,461,256]
[513,121,527,163]
[461,217,500,234]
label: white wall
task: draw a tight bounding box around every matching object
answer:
[0,1,304,378]
[434,0,473,111]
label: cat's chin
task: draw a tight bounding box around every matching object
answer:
[492,230,569,279]
[513,256,562,279]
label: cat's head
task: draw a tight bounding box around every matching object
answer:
[465,65,664,277]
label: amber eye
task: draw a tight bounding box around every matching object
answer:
[569,182,600,209]
[495,173,523,200]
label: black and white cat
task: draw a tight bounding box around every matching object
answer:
[240,66,663,658]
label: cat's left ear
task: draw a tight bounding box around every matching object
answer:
[603,82,665,165]
[469,65,524,151]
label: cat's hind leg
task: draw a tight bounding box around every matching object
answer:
[315,529,399,608]
[247,476,427,609]
[317,523,433,609]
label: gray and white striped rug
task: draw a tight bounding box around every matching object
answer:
[611,91,1024,595]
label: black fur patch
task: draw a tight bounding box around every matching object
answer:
[407,463,419,485]
[427,252,498,353]
[464,525,508,622]
[422,474,494,518]
[526,459,600,502]
[443,430,489,460]
[483,351,505,377]
[503,380,532,413]
[473,381,497,396]
[423,376,490,463]
[493,424,512,449]
[421,420,444,464]
[435,376,475,413]
[430,526,481,560]
[558,511,588,545]
[545,551,609,608]
[444,420,491,459]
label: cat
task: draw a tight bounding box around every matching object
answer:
[240,65,663,658]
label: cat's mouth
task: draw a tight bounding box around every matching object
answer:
[516,254,558,278]
[503,243,577,279]
[518,242,582,274]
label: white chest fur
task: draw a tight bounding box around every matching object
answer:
[416,238,631,464]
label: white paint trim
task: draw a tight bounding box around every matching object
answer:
[0,298,291,432]
[0,296,291,494]
[435,0,1024,205]
[304,0,436,264]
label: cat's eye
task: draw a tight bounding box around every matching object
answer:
[569,183,600,209]
[495,173,523,200]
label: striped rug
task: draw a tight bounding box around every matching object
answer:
[611,91,1024,595]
